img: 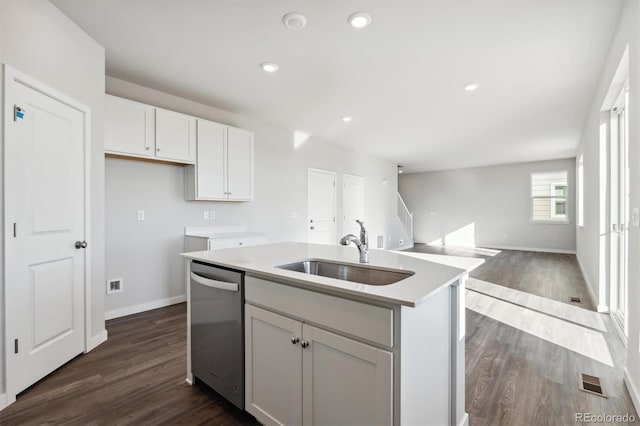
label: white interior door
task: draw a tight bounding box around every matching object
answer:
[4,67,88,397]
[308,168,337,245]
[342,174,365,236]
[610,83,629,337]
[227,126,254,200]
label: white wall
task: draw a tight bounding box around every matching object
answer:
[399,159,577,252]
[0,0,106,395]
[575,0,640,412]
[104,76,405,315]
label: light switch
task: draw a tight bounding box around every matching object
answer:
[632,208,640,227]
[137,210,145,221]
[209,210,216,221]
[203,211,209,221]
[289,211,298,219]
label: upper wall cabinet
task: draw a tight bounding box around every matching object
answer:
[155,108,196,163]
[105,95,155,158]
[105,95,195,164]
[185,120,254,202]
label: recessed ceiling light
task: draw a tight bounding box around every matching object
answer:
[260,62,279,73]
[348,12,372,29]
[342,116,352,122]
[464,83,480,92]
[282,13,307,30]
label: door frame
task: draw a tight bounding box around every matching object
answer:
[307,168,337,244]
[3,64,93,403]
[608,80,629,344]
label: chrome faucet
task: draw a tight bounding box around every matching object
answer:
[340,220,369,263]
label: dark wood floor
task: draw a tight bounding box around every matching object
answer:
[0,304,258,426]
[406,244,637,425]
[1,246,637,425]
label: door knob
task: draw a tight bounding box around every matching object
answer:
[291,336,300,345]
[301,340,310,348]
[75,241,88,249]
[310,226,315,230]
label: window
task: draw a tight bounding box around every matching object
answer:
[531,171,569,222]
[577,154,584,226]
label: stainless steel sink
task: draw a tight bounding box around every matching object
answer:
[275,259,414,286]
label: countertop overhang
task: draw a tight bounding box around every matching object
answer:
[181,242,468,307]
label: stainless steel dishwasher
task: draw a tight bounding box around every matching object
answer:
[190,261,244,410]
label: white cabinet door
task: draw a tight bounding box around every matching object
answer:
[155,108,196,163]
[226,126,253,200]
[302,324,393,426]
[196,120,227,199]
[105,94,155,157]
[246,305,303,426]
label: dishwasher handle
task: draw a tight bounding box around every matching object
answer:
[191,272,239,292]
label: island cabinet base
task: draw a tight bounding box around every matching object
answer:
[243,275,467,426]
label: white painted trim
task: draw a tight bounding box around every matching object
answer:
[105,295,186,320]
[3,64,93,405]
[86,329,108,352]
[576,254,609,313]
[476,245,576,254]
[624,368,640,416]
[0,393,7,411]
[307,168,338,244]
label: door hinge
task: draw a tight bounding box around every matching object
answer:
[333,181,336,188]
[333,216,336,222]
[13,223,17,238]
[14,339,18,354]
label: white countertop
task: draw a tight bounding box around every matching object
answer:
[181,242,467,307]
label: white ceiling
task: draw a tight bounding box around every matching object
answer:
[53,0,623,172]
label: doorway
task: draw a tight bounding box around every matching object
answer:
[4,66,91,402]
[307,168,336,245]
[342,174,365,236]
[609,81,629,340]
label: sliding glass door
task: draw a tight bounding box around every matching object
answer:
[610,83,629,338]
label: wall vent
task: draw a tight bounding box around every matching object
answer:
[106,278,124,295]
[569,296,582,303]
[578,373,606,398]
[377,235,384,249]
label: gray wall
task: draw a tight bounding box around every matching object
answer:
[105,77,405,314]
[576,0,640,405]
[399,158,576,252]
[0,0,106,394]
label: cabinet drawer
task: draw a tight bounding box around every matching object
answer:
[208,236,267,250]
[245,276,393,348]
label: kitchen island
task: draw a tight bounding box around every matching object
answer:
[182,242,469,426]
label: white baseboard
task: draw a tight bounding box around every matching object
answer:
[624,368,640,415]
[105,295,186,320]
[458,412,469,426]
[86,329,108,352]
[480,245,576,254]
[0,393,7,411]
[576,254,608,312]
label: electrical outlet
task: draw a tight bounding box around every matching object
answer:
[209,210,216,221]
[137,210,145,221]
[399,239,404,246]
[106,278,123,295]
[203,211,209,221]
